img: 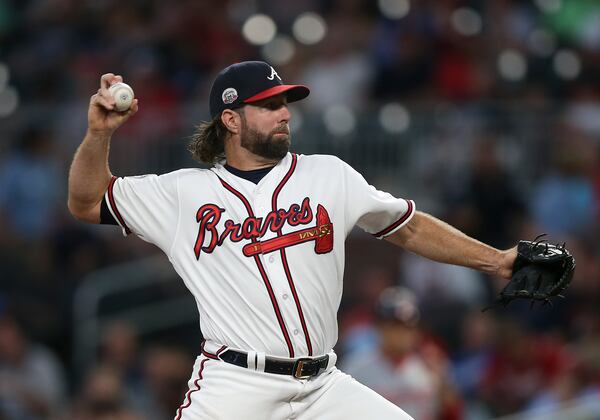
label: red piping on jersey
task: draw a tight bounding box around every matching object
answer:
[201,344,227,360]
[107,176,131,235]
[372,199,414,238]
[271,154,313,356]
[218,176,295,358]
[175,357,208,420]
[175,342,225,420]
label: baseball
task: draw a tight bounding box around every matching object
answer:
[108,82,134,112]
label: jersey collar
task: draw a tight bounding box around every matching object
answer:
[212,153,293,191]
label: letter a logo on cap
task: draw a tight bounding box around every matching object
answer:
[267,66,281,81]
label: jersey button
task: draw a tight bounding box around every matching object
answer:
[293,329,299,335]
[282,294,289,300]
[268,255,275,263]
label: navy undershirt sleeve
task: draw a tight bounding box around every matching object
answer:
[100,196,118,225]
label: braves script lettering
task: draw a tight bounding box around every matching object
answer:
[194,197,314,259]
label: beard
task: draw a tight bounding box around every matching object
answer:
[240,120,291,161]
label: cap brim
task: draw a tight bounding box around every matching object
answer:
[243,84,310,104]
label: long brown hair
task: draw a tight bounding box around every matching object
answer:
[188,116,228,164]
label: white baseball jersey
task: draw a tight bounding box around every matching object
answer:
[105,153,414,358]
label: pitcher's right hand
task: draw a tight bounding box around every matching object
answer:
[88,73,139,136]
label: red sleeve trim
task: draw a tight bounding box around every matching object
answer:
[372,199,414,238]
[107,176,132,235]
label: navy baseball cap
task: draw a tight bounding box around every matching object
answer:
[209,61,310,118]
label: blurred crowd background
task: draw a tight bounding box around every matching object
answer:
[1,0,600,419]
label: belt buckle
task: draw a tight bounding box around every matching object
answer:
[293,358,313,379]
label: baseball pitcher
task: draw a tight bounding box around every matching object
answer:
[68,61,519,419]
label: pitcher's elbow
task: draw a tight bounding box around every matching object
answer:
[67,198,97,224]
[67,198,83,221]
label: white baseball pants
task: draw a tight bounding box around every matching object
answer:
[174,351,413,420]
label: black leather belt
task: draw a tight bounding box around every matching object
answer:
[219,349,329,379]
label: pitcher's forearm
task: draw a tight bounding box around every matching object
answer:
[68,73,138,223]
[387,211,505,276]
[67,130,113,219]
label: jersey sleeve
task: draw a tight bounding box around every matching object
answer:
[341,160,415,239]
[104,172,180,252]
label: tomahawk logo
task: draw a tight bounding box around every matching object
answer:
[193,198,333,259]
[267,66,281,81]
[243,205,333,257]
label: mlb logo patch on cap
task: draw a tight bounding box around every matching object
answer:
[209,61,310,118]
[222,88,238,105]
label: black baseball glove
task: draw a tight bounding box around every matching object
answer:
[485,235,575,310]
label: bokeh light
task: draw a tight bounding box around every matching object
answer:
[262,35,296,65]
[0,63,9,91]
[528,29,556,57]
[497,49,527,82]
[292,12,327,45]
[242,14,277,46]
[0,86,19,117]
[553,49,581,80]
[533,0,562,13]
[450,8,482,37]
[289,104,303,133]
[378,0,410,20]
[379,103,411,134]
[324,105,356,137]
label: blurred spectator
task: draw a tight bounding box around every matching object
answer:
[370,2,438,100]
[451,311,496,418]
[446,136,525,248]
[523,312,600,418]
[0,310,66,419]
[530,135,596,236]
[68,365,141,420]
[50,225,110,279]
[338,266,395,356]
[97,321,142,392]
[564,85,600,138]
[524,363,600,419]
[400,251,485,338]
[341,286,462,420]
[479,317,573,417]
[560,237,600,328]
[131,344,193,420]
[572,312,600,389]
[300,17,373,111]
[0,127,63,241]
